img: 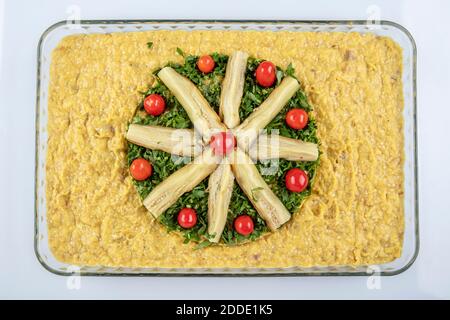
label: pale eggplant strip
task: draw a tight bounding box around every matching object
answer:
[207,161,235,242]
[250,134,319,162]
[230,148,291,231]
[126,124,202,157]
[234,76,300,151]
[206,51,248,241]
[143,148,219,218]
[158,67,226,142]
[219,51,249,129]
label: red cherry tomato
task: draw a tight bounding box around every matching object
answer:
[285,168,309,193]
[286,108,308,130]
[130,158,153,181]
[197,55,215,73]
[144,94,166,116]
[210,131,236,156]
[234,215,254,236]
[177,208,198,229]
[255,61,276,87]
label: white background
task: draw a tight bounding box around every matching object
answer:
[1,0,449,300]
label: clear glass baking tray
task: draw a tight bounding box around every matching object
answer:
[35,20,418,276]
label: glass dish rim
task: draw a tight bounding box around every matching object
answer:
[35,19,419,277]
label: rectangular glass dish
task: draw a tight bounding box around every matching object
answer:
[35,20,418,276]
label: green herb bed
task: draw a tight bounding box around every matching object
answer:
[127,52,320,247]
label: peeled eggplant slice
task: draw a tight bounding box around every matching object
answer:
[250,134,318,162]
[234,76,300,151]
[207,161,235,242]
[220,51,249,129]
[158,67,226,142]
[143,148,219,218]
[126,124,202,157]
[230,148,291,231]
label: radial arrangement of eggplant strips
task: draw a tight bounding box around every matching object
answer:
[125,51,319,243]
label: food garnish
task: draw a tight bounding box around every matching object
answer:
[234,76,300,151]
[209,131,236,156]
[286,108,308,130]
[220,51,249,128]
[127,124,203,157]
[130,158,153,181]
[207,162,235,242]
[127,50,320,245]
[158,67,226,142]
[206,51,248,241]
[234,215,254,236]
[231,148,291,231]
[197,55,216,74]
[178,208,198,229]
[255,61,276,87]
[251,134,318,161]
[285,168,309,193]
[143,148,218,218]
[144,93,166,116]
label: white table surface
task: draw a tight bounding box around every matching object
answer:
[1,0,449,300]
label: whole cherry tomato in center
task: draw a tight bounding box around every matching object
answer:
[234,215,254,236]
[177,208,198,229]
[144,94,166,116]
[285,168,309,193]
[255,61,276,87]
[210,131,236,156]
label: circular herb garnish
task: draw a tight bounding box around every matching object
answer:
[127,52,320,248]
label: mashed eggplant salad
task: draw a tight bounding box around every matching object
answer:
[47,30,405,268]
[127,50,320,248]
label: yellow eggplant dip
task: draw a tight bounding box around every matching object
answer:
[46,30,404,268]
